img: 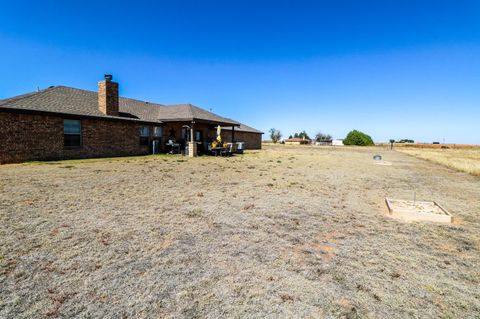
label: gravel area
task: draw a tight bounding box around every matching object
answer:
[1,145,479,318]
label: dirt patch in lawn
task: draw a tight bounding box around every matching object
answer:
[1,145,479,318]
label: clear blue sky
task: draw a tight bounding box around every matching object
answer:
[1,0,479,143]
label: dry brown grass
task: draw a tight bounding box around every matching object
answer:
[1,145,479,318]
[398,147,480,176]
[380,143,480,149]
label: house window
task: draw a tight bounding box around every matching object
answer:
[139,126,150,146]
[153,126,163,138]
[195,130,203,142]
[64,119,81,148]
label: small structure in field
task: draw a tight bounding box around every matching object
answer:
[332,139,344,146]
[284,137,310,145]
[315,140,332,146]
[385,198,453,223]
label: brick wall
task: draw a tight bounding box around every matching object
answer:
[220,130,263,149]
[0,111,153,164]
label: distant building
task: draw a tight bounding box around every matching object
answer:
[284,137,311,145]
[315,140,333,146]
[332,139,344,146]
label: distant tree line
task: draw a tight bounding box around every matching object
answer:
[389,138,414,149]
[395,139,414,143]
[268,128,375,146]
[288,130,310,140]
[315,132,332,142]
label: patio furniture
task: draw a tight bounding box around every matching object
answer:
[210,147,225,156]
[167,140,180,154]
[236,142,245,154]
[221,143,235,156]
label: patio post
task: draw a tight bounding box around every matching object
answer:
[190,122,194,144]
[188,121,197,157]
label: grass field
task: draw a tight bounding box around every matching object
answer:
[1,145,479,318]
[398,147,480,176]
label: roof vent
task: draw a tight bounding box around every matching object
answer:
[104,74,113,82]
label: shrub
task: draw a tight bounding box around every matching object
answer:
[343,130,374,146]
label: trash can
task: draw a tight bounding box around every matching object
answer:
[236,142,245,154]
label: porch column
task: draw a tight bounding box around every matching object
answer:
[188,121,197,157]
[190,121,195,143]
[231,126,235,143]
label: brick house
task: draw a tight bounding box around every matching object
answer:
[0,76,263,164]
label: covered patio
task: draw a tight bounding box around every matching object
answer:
[156,104,240,156]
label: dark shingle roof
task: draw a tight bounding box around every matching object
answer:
[222,123,263,134]
[157,104,239,126]
[0,86,241,126]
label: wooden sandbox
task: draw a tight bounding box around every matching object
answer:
[385,198,453,223]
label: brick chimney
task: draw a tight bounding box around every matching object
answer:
[98,74,119,116]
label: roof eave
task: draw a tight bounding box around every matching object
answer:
[161,118,240,126]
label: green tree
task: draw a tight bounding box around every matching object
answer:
[293,130,310,140]
[343,130,374,146]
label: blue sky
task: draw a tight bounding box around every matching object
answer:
[1,1,479,143]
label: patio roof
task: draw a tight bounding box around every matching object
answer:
[157,104,240,126]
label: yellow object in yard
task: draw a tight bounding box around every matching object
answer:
[216,125,222,143]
